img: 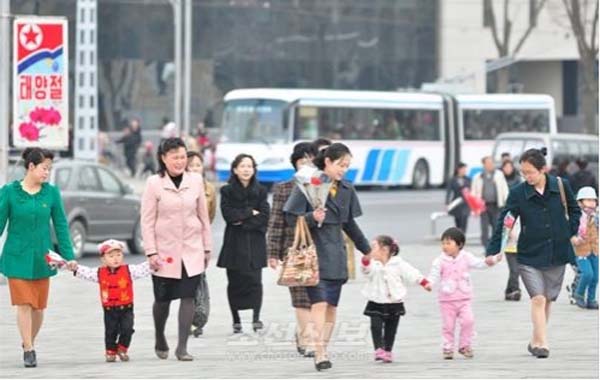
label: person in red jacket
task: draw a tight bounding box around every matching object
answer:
[71,239,160,362]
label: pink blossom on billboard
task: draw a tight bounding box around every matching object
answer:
[29,107,46,123]
[19,122,40,141]
[42,107,62,126]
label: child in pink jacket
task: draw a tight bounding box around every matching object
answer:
[428,227,501,360]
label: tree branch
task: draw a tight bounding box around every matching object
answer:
[512,0,548,56]
[591,0,599,55]
[486,0,505,53]
[503,0,511,53]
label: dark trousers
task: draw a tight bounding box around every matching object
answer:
[370,316,400,351]
[480,203,500,248]
[104,306,135,352]
[454,213,469,234]
[505,253,521,293]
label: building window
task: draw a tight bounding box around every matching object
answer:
[79,51,85,65]
[90,73,95,86]
[90,51,95,63]
[79,116,84,130]
[91,116,96,129]
[79,72,84,86]
[90,95,95,107]
[80,8,85,22]
[79,95,84,108]
[80,30,85,44]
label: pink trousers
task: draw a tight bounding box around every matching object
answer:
[439,299,474,351]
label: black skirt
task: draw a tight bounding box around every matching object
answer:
[226,269,263,310]
[152,264,201,302]
[363,301,406,319]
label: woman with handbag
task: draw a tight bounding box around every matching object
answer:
[284,143,371,371]
[486,148,581,359]
[267,142,316,357]
[217,154,270,334]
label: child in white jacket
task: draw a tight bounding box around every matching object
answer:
[361,235,432,363]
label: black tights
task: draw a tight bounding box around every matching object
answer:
[230,305,261,324]
[153,298,195,355]
[370,316,400,351]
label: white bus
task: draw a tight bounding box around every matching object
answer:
[216,89,557,188]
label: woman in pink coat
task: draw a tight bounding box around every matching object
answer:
[141,137,212,361]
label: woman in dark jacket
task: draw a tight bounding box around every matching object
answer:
[445,162,471,233]
[284,143,371,371]
[486,148,581,359]
[501,159,523,188]
[217,154,270,334]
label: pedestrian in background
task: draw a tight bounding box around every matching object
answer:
[141,137,213,361]
[0,148,77,368]
[471,156,509,248]
[570,158,598,194]
[572,186,599,309]
[217,154,270,334]
[501,159,522,188]
[486,147,581,359]
[446,162,471,233]
[267,142,317,357]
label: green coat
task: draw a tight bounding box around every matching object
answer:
[0,180,74,280]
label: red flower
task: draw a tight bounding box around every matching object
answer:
[165,257,173,264]
[310,177,322,186]
[29,107,46,123]
[19,122,40,141]
[42,107,61,126]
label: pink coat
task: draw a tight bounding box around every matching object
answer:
[428,250,487,302]
[141,172,213,279]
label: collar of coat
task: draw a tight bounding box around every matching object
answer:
[159,172,194,191]
[524,174,559,199]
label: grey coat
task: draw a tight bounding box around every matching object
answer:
[283,180,370,281]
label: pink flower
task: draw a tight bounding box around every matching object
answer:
[19,122,40,141]
[29,107,46,123]
[42,107,61,126]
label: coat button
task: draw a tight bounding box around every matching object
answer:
[545,224,550,228]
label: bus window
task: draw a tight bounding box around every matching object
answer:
[294,106,441,141]
[462,109,550,140]
[221,99,288,143]
[494,139,525,162]
[551,139,570,167]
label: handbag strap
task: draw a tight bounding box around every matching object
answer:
[292,216,303,249]
[301,216,314,246]
[557,177,569,220]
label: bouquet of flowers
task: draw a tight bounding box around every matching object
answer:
[294,163,333,228]
[45,250,67,270]
[461,188,486,216]
[500,211,516,253]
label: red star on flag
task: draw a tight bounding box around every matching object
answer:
[24,27,38,45]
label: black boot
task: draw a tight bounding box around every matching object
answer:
[23,350,37,368]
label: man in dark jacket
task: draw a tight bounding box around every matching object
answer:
[569,158,598,194]
[117,118,142,177]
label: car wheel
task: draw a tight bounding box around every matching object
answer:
[127,221,144,255]
[412,159,429,190]
[69,220,87,259]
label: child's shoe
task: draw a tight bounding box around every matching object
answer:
[374,348,385,361]
[574,295,588,309]
[117,345,129,361]
[458,346,474,358]
[105,350,117,362]
[443,350,453,360]
[383,351,393,363]
[587,301,599,310]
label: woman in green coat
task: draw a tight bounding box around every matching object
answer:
[0,148,77,368]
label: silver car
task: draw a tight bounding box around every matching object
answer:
[7,159,143,258]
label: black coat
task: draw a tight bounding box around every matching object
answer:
[445,176,471,217]
[217,179,270,271]
[486,175,581,268]
[569,169,598,194]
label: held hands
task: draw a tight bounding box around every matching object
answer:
[570,236,582,246]
[66,260,78,271]
[485,254,503,266]
[312,207,327,224]
[148,254,162,271]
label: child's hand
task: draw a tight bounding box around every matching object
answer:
[423,283,432,292]
[420,278,432,292]
[485,255,497,266]
[66,261,78,271]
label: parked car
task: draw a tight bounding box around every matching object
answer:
[7,159,143,258]
[492,132,599,174]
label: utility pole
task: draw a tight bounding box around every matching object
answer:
[0,0,10,187]
[182,0,192,138]
[171,0,182,136]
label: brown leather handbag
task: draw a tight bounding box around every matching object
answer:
[277,216,320,287]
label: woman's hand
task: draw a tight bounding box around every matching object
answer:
[268,258,280,269]
[66,260,78,271]
[485,254,499,266]
[571,236,582,246]
[312,207,326,224]
[148,254,161,271]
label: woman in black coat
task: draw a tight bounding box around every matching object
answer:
[445,162,471,233]
[487,148,581,359]
[217,154,270,334]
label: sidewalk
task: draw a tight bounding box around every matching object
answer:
[0,243,597,378]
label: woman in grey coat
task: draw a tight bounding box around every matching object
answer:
[284,143,371,371]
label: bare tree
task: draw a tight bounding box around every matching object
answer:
[485,0,548,92]
[562,0,598,134]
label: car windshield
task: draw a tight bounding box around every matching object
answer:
[221,99,289,144]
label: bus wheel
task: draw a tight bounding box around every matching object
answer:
[412,160,429,190]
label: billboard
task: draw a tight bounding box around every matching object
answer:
[13,17,68,150]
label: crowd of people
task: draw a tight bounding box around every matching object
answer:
[0,136,597,371]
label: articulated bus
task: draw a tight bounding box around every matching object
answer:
[215,89,556,188]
